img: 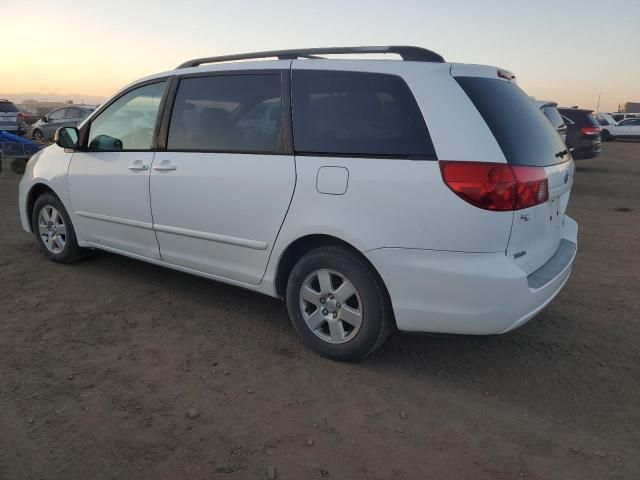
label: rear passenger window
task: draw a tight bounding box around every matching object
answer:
[291,70,436,159]
[168,74,282,153]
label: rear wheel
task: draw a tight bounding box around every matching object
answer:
[31,192,88,263]
[286,246,393,361]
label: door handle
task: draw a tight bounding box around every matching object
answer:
[153,161,177,171]
[128,161,149,171]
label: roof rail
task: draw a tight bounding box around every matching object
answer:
[176,46,445,69]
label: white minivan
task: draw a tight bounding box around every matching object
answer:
[19,46,578,361]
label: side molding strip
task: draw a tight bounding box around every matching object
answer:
[76,212,269,251]
[153,224,268,250]
[76,211,153,230]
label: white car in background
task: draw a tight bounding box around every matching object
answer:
[597,114,640,141]
[608,112,640,123]
[602,118,640,140]
[18,46,578,360]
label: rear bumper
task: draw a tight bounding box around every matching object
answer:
[366,216,578,335]
[571,140,601,159]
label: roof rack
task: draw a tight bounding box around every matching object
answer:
[176,46,445,69]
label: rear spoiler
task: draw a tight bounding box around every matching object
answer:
[450,63,517,84]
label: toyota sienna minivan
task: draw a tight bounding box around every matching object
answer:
[19,46,578,360]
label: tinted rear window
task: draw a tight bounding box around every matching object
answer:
[0,101,18,113]
[292,70,436,159]
[558,109,597,127]
[585,114,600,128]
[456,77,567,166]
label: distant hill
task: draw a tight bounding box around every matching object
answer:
[0,92,107,105]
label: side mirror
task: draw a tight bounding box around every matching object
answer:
[41,116,48,123]
[55,127,79,149]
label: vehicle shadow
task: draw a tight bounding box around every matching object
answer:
[78,249,588,381]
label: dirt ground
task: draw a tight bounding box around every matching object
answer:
[0,143,638,480]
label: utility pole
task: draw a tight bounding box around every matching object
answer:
[596,92,602,113]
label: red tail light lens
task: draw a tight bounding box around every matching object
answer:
[439,161,549,211]
[580,126,600,136]
[16,112,25,123]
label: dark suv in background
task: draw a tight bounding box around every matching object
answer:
[559,107,601,159]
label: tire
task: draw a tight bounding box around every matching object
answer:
[31,192,88,263]
[10,159,27,174]
[286,246,393,361]
[601,129,611,142]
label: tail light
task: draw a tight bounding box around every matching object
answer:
[16,112,25,123]
[580,126,600,136]
[439,161,549,211]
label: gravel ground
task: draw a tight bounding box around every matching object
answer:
[0,142,639,480]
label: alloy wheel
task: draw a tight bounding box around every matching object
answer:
[299,268,363,344]
[38,205,66,254]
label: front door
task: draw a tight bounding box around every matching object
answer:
[150,71,295,285]
[67,80,168,259]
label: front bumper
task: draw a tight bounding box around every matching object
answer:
[366,216,578,335]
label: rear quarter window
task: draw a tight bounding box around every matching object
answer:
[456,77,567,166]
[292,70,436,159]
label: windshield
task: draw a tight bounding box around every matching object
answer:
[456,77,568,166]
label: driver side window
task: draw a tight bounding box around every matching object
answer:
[88,80,167,151]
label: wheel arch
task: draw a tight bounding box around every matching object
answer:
[25,183,56,232]
[273,234,394,318]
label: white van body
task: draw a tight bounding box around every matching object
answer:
[18,47,577,359]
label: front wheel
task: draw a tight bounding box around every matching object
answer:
[286,246,393,361]
[601,129,611,142]
[31,192,88,263]
[32,129,45,141]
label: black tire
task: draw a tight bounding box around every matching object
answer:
[31,192,88,263]
[601,129,611,142]
[10,159,27,174]
[32,129,44,141]
[286,246,393,361]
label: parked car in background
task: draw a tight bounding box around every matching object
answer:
[29,106,96,140]
[18,46,577,360]
[534,100,567,142]
[609,112,640,122]
[599,117,640,141]
[559,107,601,159]
[0,99,26,135]
[596,113,618,141]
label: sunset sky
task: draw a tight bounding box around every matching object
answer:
[2,0,638,112]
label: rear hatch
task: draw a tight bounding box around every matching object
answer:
[0,101,19,130]
[453,72,574,275]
